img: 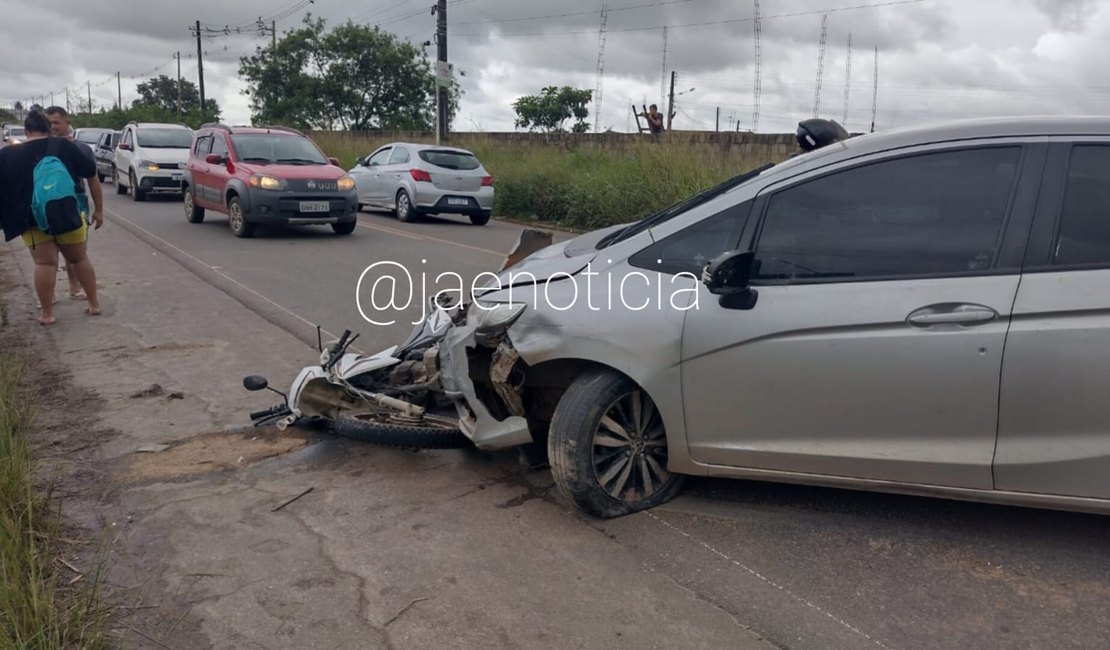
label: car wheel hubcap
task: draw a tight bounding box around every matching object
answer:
[230,204,242,230]
[591,390,670,502]
[399,195,409,216]
[184,193,193,215]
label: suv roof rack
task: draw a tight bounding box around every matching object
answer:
[201,122,232,132]
[259,124,306,137]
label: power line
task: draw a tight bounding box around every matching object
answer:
[452,0,697,27]
[453,0,930,38]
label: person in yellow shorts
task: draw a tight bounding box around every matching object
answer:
[0,111,103,325]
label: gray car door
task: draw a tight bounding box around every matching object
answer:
[994,140,1110,499]
[680,142,1044,489]
[362,147,393,204]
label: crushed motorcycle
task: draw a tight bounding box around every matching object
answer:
[241,229,554,449]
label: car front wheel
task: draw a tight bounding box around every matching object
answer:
[130,170,146,202]
[548,369,685,518]
[114,167,127,195]
[332,220,356,235]
[228,196,256,238]
[184,188,205,223]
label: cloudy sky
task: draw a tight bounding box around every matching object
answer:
[1,0,1107,134]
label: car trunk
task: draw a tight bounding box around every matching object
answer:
[428,170,483,192]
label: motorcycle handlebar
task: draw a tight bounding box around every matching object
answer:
[250,405,288,420]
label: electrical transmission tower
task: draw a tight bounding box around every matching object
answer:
[813,14,828,118]
[752,0,763,132]
[594,4,609,133]
[870,46,879,132]
[843,33,852,128]
[660,26,668,106]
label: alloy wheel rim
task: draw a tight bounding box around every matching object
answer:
[230,204,243,231]
[184,192,193,216]
[590,390,671,502]
[399,194,409,217]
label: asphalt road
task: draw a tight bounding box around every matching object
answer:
[98,189,1110,650]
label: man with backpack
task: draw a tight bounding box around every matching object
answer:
[0,110,102,325]
[45,106,99,301]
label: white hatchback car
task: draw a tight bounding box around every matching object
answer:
[113,121,194,201]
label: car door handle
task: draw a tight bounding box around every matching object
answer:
[906,303,999,327]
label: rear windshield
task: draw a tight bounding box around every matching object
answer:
[230,134,328,165]
[8,127,24,136]
[137,128,193,148]
[418,149,480,170]
[75,131,103,145]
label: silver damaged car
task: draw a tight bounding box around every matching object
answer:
[436,116,1110,519]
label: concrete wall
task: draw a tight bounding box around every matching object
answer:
[308,130,801,159]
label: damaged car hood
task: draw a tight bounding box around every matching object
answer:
[476,223,631,295]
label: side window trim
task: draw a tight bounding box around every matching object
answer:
[745,143,1030,285]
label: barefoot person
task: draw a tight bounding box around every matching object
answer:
[44,106,99,301]
[0,110,103,324]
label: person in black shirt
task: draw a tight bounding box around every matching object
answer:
[0,111,102,325]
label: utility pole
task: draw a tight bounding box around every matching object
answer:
[117,71,122,111]
[50,91,54,107]
[666,70,676,131]
[87,81,92,115]
[434,0,448,143]
[175,52,183,119]
[752,0,763,132]
[195,20,206,114]
[65,87,70,113]
[272,20,277,51]
[660,26,668,107]
[842,33,852,128]
[715,107,720,132]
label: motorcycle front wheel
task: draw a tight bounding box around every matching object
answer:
[333,411,470,449]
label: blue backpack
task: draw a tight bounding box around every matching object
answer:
[31,137,85,235]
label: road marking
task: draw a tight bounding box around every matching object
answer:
[356,216,506,257]
[104,206,344,346]
[646,511,895,650]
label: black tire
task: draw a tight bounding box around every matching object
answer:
[548,369,685,518]
[228,196,256,238]
[470,211,491,226]
[97,172,105,183]
[395,189,417,223]
[334,412,470,449]
[184,188,205,223]
[130,171,146,202]
[114,167,127,195]
[332,220,356,235]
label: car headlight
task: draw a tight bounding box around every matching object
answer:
[337,175,355,191]
[249,174,287,190]
[470,301,526,333]
[137,159,159,171]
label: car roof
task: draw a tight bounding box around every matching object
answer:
[382,142,476,154]
[132,122,192,129]
[770,115,1110,178]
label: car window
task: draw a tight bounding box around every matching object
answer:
[211,135,228,157]
[629,201,753,276]
[136,128,193,148]
[366,148,392,166]
[194,135,212,157]
[121,129,132,146]
[388,146,410,165]
[1052,145,1110,267]
[418,149,479,170]
[752,146,1022,283]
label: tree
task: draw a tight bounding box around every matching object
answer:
[512,86,592,133]
[133,74,219,116]
[238,15,460,131]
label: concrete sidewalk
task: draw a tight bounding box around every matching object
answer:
[2,220,777,649]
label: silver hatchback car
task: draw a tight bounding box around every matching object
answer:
[432,115,1110,519]
[349,142,495,225]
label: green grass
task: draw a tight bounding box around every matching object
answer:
[0,349,109,650]
[311,132,786,230]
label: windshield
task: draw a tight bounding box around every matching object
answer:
[596,162,776,249]
[230,134,328,164]
[418,149,480,170]
[136,128,193,148]
[75,131,103,145]
[8,127,25,136]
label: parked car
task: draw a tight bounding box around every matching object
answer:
[93,130,121,182]
[73,127,113,151]
[3,125,26,145]
[432,115,1110,519]
[181,123,358,238]
[113,121,194,201]
[349,142,494,225]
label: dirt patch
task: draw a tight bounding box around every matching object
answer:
[113,426,312,485]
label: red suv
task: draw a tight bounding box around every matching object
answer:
[182,124,359,238]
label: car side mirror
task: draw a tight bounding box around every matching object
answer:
[118,143,131,151]
[328,156,341,167]
[702,250,758,310]
[356,156,366,166]
[205,153,226,165]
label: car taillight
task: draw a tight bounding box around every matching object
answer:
[481,176,494,186]
[410,169,432,182]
